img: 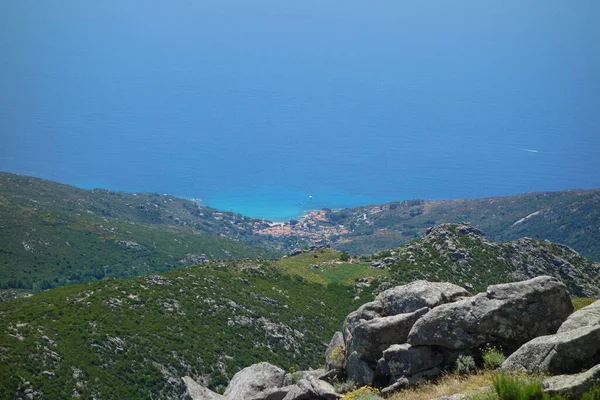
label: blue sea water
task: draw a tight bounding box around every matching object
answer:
[1,1,599,221]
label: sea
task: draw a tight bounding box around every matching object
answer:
[1,1,599,221]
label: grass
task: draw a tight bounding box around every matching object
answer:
[273,250,388,286]
[572,297,597,311]
[388,371,496,400]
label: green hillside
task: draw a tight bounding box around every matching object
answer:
[319,190,600,259]
[0,260,370,399]
[0,173,280,290]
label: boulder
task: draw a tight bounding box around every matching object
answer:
[324,332,344,371]
[557,300,600,333]
[543,364,600,398]
[282,377,341,400]
[346,351,375,386]
[407,276,572,351]
[223,362,285,400]
[342,300,383,342]
[283,369,329,387]
[376,280,469,316]
[347,307,429,362]
[254,385,296,400]
[376,344,443,377]
[181,377,225,400]
[502,324,600,374]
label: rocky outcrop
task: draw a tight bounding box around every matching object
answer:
[502,324,600,374]
[376,344,443,377]
[182,363,340,400]
[347,307,429,362]
[181,376,225,400]
[223,362,285,400]
[557,300,599,333]
[407,276,572,351]
[332,276,575,392]
[375,280,469,317]
[502,297,600,375]
[324,332,344,371]
[282,377,341,400]
[543,364,600,398]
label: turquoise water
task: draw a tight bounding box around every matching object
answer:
[2,1,600,220]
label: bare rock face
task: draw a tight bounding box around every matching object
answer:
[342,301,383,342]
[407,276,572,351]
[181,376,225,400]
[375,280,469,317]
[543,364,600,398]
[282,377,342,400]
[223,362,286,400]
[557,300,600,333]
[347,307,429,363]
[346,351,375,386]
[324,332,344,372]
[502,325,600,374]
[376,344,443,377]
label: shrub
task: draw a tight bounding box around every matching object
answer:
[572,298,596,311]
[329,346,345,370]
[482,345,505,370]
[343,386,383,400]
[455,354,477,375]
[333,380,358,394]
[340,252,351,262]
[493,372,545,400]
[582,385,600,400]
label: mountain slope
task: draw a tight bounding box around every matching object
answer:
[0,262,367,399]
[376,223,600,296]
[264,190,600,260]
[0,173,281,290]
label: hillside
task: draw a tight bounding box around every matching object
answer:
[259,190,600,260]
[0,257,372,399]
[1,234,599,398]
[377,223,600,297]
[0,173,283,290]
[2,172,599,293]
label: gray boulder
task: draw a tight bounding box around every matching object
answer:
[324,332,344,371]
[376,343,443,377]
[376,280,469,316]
[342,300,383,342]
[223,362,285,400]
[407,276,572,351]
[557,300,600,333]
[502,324,600,374]
[181,377,225,400]
[282,377,341,400]
[347,307,429,362]
[253,386,296,400]
[283,369,328,387]
[346,351,375,386]
[543,364,600,398]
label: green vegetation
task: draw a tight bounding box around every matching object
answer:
[455,355,477,375]
[0,173,280,290]
[482,346,506,370]
[343,386,383,400]
[582,386,600,400]
[382,224,600,296]
[572,297,597,311]
[323,190,600,261]
[493,373,553,400]
[273,249,388,286]
[0,261,370,399]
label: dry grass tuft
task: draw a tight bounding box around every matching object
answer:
[388,371,496,400]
